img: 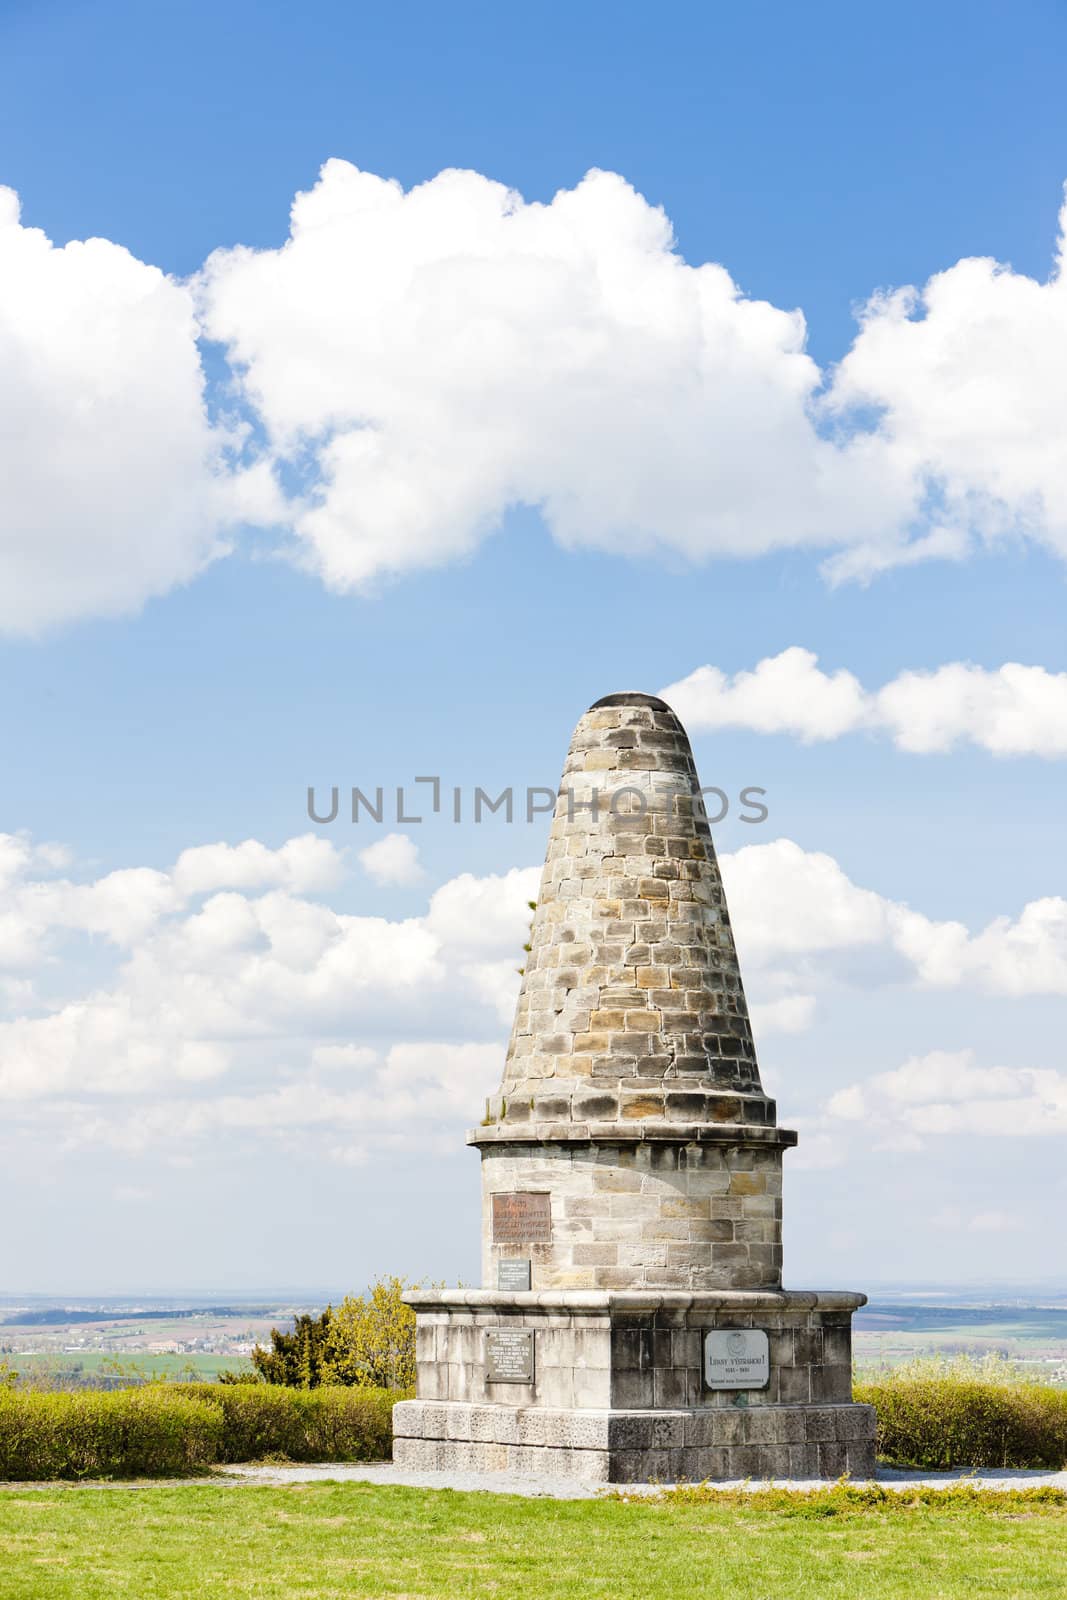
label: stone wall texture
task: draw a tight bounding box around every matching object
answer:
[491,693,768,1110]
[408,1292,859,1413]
[394,1290,877,1483]
[480,1139,785,1291]
[393,1403,877,1484]
[470,692,796,1292]
[401,693,874,1484]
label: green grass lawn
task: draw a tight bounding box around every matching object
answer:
[0,1483,1065,1599]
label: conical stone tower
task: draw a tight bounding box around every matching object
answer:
[394,693,876,1484]
[473,691,792,1292]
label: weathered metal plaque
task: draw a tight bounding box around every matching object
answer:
[485,1328,535,1383]
[497,1258,532,1291]
[704,1329,770,1390]
[491,1191,552,1244]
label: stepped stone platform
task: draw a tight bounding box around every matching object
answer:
[394,692,876,1483]
[393,1288,873,1482]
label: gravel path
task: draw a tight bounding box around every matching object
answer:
[4,1462,1065,1498]
[220,1462,1067,1497]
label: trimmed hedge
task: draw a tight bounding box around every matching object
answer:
[0,1384,399,1482]
[0,1388,222,1481]
[8,1363,1064,1480]
[855,1369,1067,1470]
[182,1383,397,1463]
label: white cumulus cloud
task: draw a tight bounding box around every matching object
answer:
[3,828,1066,1172]
[0,188,278,633]
[825,211,1067,579]
[663,648,1067,756]
[722,837,1067,999]
[424,866,540,957]
[196,162,883,590]
[358,832,425,887]
[0,834,537,1136]
[747,992,817,1037]
[197,162,1067,591]
[7,168,1067,628]
[63,1039,506,1164]
[663,649,870,743]
[825,1048,1067,1142]
[172,834,345,897]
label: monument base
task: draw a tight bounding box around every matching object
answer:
[393,1400,876,1483]
[394,1289,877,1483]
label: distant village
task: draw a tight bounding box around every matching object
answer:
[0,1300,320,1378]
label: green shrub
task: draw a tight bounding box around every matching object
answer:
[248,1276,418,1390]
[856,1356,1067,1470]
[0,1388,222,1481]
[183,1383,397,1463]
[250,1310,333,1387]
[321,1278,416,1390]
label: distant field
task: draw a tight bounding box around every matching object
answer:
[10,1352,250,1382]
[0,1302,287,1386]
[857,1306,1067,1338]
[854,1304,1067,1379]
[7,1297,1067,1388]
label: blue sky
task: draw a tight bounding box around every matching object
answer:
[1,0,1066,1293]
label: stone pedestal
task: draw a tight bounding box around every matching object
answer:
[394,1289,876,1483]
[396,693,876,1482]
[476,1127,792,1292]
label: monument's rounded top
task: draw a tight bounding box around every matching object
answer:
[484,681,769,1127]
[589,691,671,712]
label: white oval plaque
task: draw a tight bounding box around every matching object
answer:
[704,1328,770,1390]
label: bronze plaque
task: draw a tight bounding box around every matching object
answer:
[486,1328,535,1382]
[492,1191,552,1244]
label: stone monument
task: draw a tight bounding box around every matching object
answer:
[393,692,876,1482]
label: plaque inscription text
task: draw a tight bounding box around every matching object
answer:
[704,1329,770,1390]
[497,1258,532,1291]
[485,1328,535,1383]
[491,1192,552,1244]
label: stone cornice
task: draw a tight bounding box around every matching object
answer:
[403,1287,867,1312]
[467,1120,799,1148]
